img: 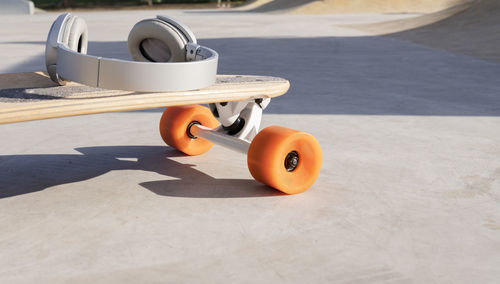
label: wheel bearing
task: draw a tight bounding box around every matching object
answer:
[284,151,299,172]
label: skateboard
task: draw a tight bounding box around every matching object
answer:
[0,72,322,194]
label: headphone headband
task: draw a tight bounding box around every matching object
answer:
[45,13,218,92]
[156,15,197,44]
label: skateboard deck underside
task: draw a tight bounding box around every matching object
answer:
[0,72,289,124]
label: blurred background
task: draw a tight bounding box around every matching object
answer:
[31,0,243,9]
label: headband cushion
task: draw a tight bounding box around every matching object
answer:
[62,15,88,54]
[128,19,187,63]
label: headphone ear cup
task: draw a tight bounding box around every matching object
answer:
[62,15,88,53]
[68,17,88,53]
[128,19,187,63]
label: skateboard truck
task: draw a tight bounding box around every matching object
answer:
[189,124,251,154]
[181,99,272,154]
[208,98,271,141]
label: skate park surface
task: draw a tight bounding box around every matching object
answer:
[0,0,499,282]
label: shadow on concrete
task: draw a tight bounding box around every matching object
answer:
[0,145,279,199]
[381,0,500,63]
[3,36,500,116]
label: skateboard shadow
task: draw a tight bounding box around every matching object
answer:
[0,145,280,199]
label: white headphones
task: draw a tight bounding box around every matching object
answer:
[45,13,218,92]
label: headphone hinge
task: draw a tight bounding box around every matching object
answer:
[186,42,202,61]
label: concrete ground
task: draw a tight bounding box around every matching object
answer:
[1,8,499,284]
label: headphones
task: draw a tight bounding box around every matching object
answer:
[45,13,218,92]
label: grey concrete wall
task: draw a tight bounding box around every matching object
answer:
[0,0,34,15]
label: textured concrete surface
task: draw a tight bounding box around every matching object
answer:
[0,8,499,283]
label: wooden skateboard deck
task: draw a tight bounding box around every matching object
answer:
[0,72,289,124]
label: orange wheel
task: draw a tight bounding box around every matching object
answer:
[159,105,219,156]
[247,126,322,194]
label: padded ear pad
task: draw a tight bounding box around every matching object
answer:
[128,19,187,63]
[62,14,88,54]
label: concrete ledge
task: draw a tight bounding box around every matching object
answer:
[0,0,34,15]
